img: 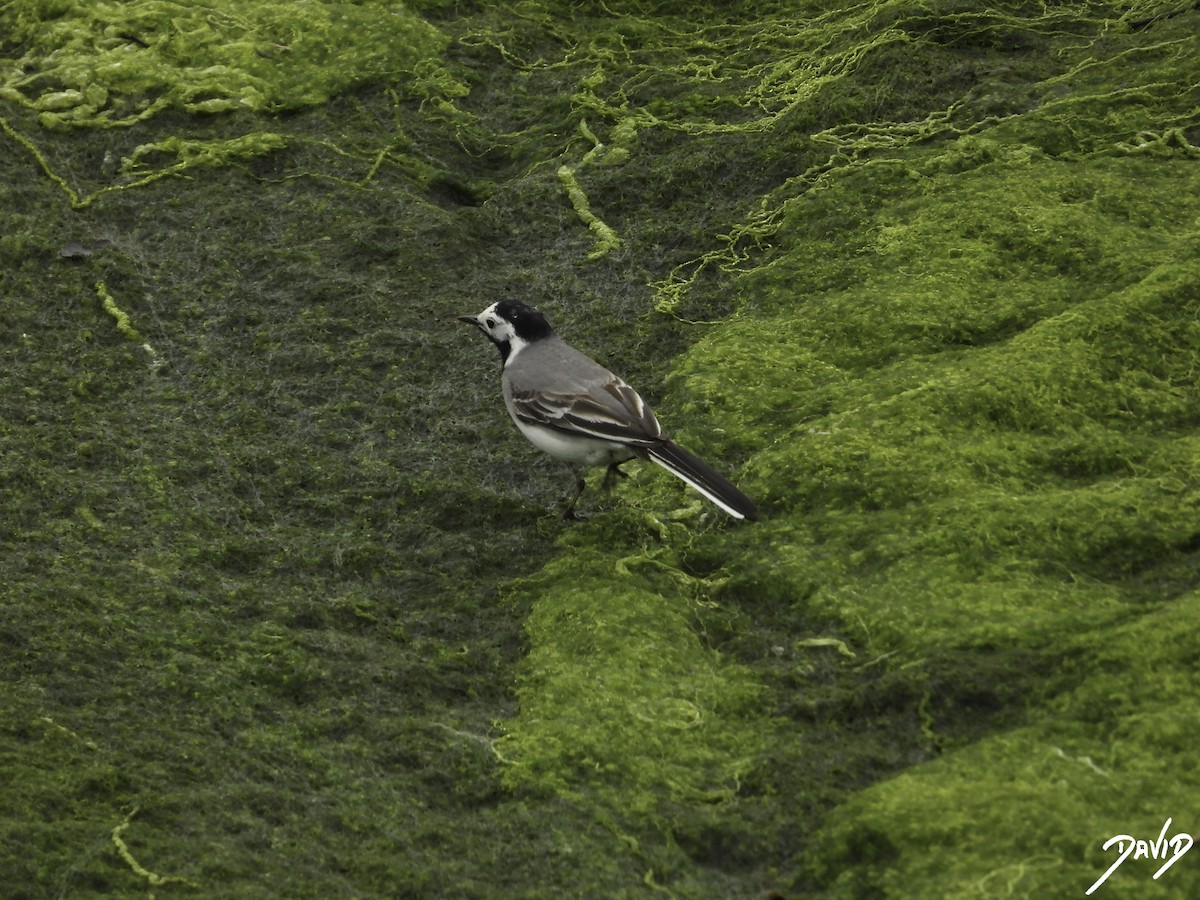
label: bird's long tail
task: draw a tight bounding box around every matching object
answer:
[644,440,758,521]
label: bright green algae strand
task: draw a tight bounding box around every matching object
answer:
[3,0,1200,896]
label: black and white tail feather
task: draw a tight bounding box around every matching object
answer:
[644,440,757,521]
[459,299,758,521]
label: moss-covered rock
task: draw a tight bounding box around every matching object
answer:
[3,0,1198,896]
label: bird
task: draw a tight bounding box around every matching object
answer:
[457,299,757,521]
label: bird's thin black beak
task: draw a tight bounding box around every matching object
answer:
[456,315,479,326]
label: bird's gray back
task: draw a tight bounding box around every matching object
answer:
[504,336,618,396]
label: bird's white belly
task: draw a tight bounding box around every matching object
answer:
[510,413,634,467]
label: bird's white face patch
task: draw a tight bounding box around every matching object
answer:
[466,302,528,361]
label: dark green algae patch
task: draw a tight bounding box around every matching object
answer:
[3,0,1200,897]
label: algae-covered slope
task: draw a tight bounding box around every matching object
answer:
[685,157,1200,896]
[3,0,1199,897]
[482,1,1200,896]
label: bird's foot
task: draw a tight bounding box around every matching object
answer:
[602,462,630,492]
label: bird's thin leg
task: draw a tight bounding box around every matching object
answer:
[602,461,630,492]
[563,465,587,520]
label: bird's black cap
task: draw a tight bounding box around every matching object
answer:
[496,300,555,341]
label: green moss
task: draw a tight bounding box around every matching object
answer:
[806,592,1200,897]
[658,10,1200,893]
[497,548,769,819]
[0,0,448,125]
[476,3,1198,892]
[4,0,1200,896]
[0,1,460,210]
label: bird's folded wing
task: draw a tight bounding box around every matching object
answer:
[511,378,662,445]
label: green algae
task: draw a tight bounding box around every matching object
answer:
[0,0,447,125]
[4,0,1200,896]
[806,591,1200,897]
[497,547,767,817]
[654,7,1200,892]
[0,0,459,211]
[111,806,200,890]
[557,120,625,259]
[468,0,1199,893]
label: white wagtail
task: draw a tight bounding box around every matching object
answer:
[458,300,757,521]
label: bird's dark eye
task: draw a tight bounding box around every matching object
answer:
[486,318,496,329]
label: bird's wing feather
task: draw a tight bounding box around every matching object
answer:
[511,376,662,446]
